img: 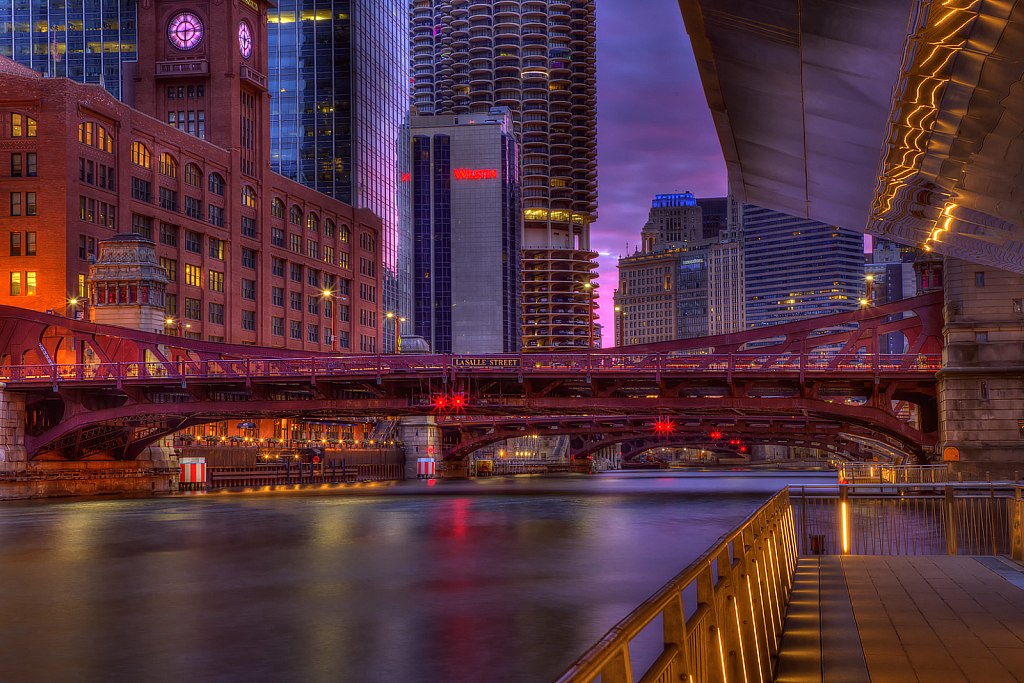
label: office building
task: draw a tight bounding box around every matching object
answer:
[743,206,864,327]
[268,0,412,352]
[0,0,137,101]
[0,0,383,352]
[410,108,521,353]
[615,193,745,345]
[411,0,599,351]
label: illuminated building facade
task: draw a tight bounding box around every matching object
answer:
[268,0,412,352]
[615,194,744,345]
[410,108,521,353]
[0,0,383,353]
[743,206,863,328]
[0,0,137,101]
[412,0,598,351]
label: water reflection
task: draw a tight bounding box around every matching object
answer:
[0,471,834,683]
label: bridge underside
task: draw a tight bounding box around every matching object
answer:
[680,0,1024,271]
[439,415,909,463]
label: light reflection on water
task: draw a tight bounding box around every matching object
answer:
[0,471,835,683]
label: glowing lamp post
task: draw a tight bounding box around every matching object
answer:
[610,305,618,348]
[322,287,336,352]
[865,274,874,306]
[386,312,406,353]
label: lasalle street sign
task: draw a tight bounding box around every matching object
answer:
[452,357,521,369]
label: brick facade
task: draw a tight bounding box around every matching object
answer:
[0,0,383,353]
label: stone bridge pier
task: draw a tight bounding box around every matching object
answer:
[0,384,27,464]
[939,259,1024,476]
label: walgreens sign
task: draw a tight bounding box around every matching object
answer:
[452,168,498,180]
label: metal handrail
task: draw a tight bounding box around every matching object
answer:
[554,489,796,683]
[0,352,942,387]
[790,484,1023,557]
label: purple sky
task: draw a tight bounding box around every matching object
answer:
[591,0,727,340]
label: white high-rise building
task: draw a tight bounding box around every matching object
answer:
[411,0,599,351]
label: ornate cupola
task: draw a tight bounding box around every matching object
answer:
[86,234,169,334]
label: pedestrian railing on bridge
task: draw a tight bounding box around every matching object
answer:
[556,484,1024,683]
[0,352,942,387]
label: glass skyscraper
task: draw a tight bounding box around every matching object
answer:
[743,206,864,327]
[268,0,412,352]
[0,0,137,101]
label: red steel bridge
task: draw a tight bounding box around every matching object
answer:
[0,293,943,462]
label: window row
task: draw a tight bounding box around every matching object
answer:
[78,121,110,152]
[271,199,351,242]
[167,110,206,139]
[12,114,38,139]
[13,153,37,178]
[10,192,36,217]
[10,231,36,257]
[9,271,36,296]
[79,158,113,189]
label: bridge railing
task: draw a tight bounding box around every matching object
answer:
[0,352,942,385]
[554,489,796,683]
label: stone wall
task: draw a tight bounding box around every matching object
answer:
[939,258,1024,475]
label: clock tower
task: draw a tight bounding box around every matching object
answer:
[132,0,270,181]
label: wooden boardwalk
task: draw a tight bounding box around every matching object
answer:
[776,556,1024,682]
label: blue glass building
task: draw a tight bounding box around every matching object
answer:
[0,0,137,101]
[743,206,864,327]
[267,0,411,352]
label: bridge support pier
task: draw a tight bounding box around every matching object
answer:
[0,385,27,463]
[939,259,1024,477]
[400,416,440,480]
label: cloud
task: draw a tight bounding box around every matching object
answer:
[590,0,727,343]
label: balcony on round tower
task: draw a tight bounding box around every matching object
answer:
[86,233,169,334]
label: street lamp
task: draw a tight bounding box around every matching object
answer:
[386,312,406,353]
[322,287,336,352]
[865,274,874,306]
[164,318,191,336]
[584,282,594,349]
[67,297,84,320]
[614,305,622,347]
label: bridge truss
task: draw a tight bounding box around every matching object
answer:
[0,293,943,461]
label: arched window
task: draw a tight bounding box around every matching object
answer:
[271,198,285,219]
[242,185,257,209]
[184,163,202,187]
[78,122,112,152]
[340,224,351,243]
[324,218,335,238]
[208,173,225,196]
[290,205,302,224]
[159,153,178,178]
[306,212,319,233]
[12,113,37,138]
[131,142,151,168]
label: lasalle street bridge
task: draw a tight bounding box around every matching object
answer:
[0,293,944,468]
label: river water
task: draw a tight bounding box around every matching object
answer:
[0,470,835,683]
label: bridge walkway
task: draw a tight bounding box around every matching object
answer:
[776,556,1024,682]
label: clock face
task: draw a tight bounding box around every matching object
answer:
[238,21,253,59]
[168,12,203,51]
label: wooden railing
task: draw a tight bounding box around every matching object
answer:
[554,489,796,683]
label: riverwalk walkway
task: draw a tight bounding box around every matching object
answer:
[776,556,1024,683]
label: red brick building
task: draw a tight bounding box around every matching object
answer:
[0,0,383,353]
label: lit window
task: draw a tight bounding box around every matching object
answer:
[131,142,151,168]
